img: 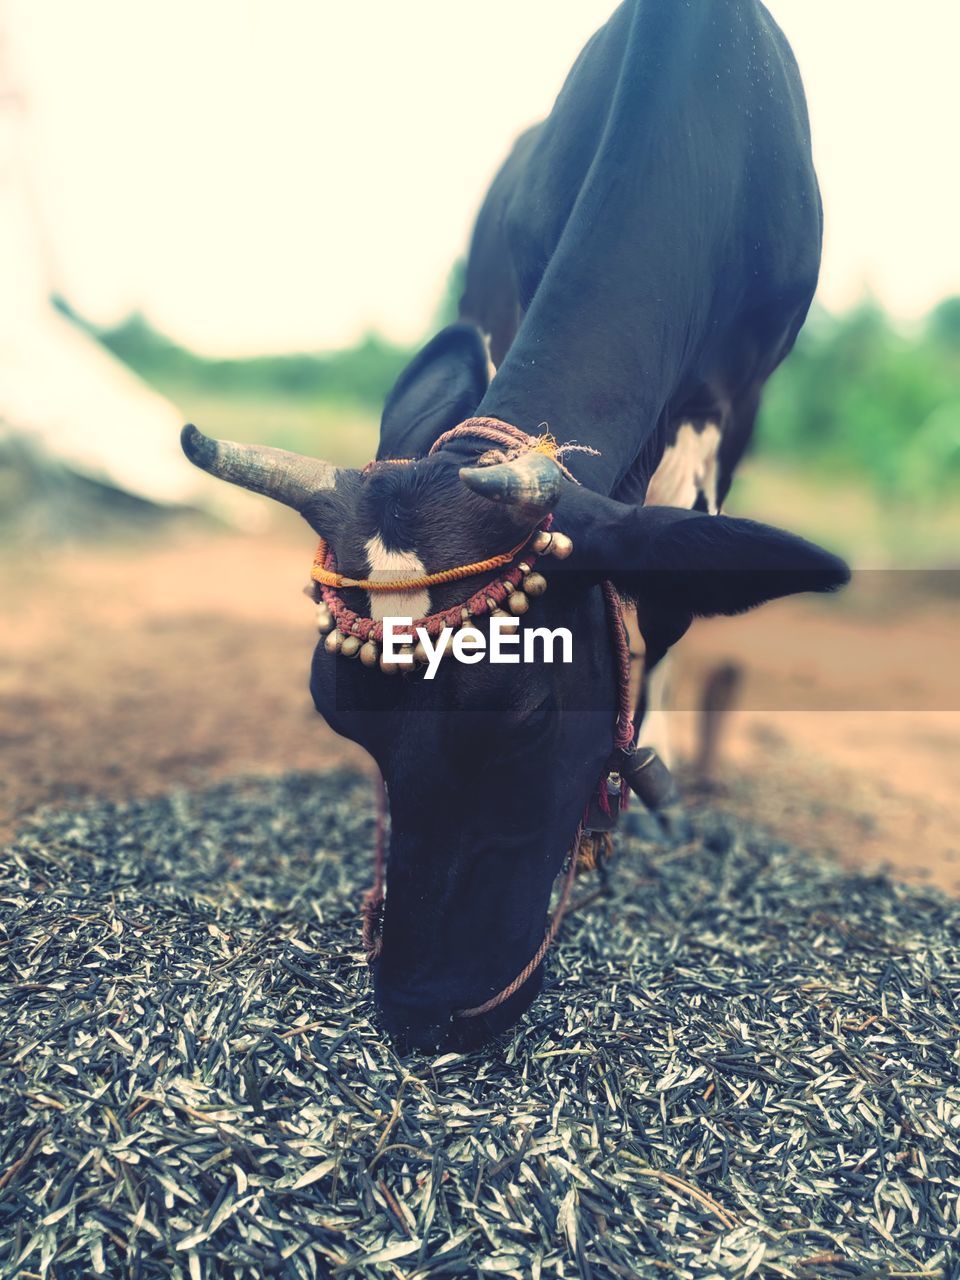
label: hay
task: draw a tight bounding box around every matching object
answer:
[1,772,958,1279]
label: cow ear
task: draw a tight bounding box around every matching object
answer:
[553,488,849,613]
[604,505,850,616]
[556,501,850,670]
[379,324,490,458]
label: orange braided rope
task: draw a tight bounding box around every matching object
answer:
[310,532,533,593]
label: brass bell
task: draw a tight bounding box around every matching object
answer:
[460,607,472,624]
[397,646,416,669]
[316,605,334,633]
[340,634,361,659]
[532,530,553,554]
[523,572,547,597]
[507,591,529,615]
[359,640,379,667]
[491,608,519,630]
[324,629,344,654]
[379,654,401,675]
[549,532,574,559]
[413,640,429,664]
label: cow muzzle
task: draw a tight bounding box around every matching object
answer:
[375,966,545,1053]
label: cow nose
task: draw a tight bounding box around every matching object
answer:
[376,991,455,1054]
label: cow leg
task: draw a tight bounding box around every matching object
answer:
[632,416,723,767]
[636,653,673,768]
[625,650,690,841]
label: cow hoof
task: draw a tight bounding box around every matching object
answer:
[622,808,667,843]
[700,813,735,855]
[656,804,693,845]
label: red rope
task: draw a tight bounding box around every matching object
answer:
[602,578,636,753]
[429,417,535,457]
[429,417,590,483]
[360,774,388,961]
[455,829,582,1019]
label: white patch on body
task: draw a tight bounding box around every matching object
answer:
[364,535,430,623]
[638,421,721,767]
[637,654,673,769]
[481,331,498,382]
[644,421,721,514]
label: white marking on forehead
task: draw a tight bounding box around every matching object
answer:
[364,534,431,623]
[644,421,721,513]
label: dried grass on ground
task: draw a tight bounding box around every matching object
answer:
[2,773,958,1278]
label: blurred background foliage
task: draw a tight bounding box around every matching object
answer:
[56,280,960,562]
[761,298,960,503]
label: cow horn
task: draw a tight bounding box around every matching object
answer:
[180,424,338,511]
[459,451,562,520]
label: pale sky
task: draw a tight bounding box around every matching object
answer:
[6,1,960,355]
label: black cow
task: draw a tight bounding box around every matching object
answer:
[182,0,848,1051]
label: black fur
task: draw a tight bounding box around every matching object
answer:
[304,0,845,1051]
[378,325,490,462]
[461,0,821,506]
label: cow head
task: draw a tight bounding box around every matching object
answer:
[182,325,848,1052]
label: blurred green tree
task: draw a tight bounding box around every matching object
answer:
[58,286,960,505]
[758,300,960,501]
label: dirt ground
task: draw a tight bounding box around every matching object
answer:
[2,518,958,890]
